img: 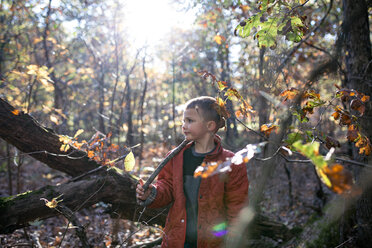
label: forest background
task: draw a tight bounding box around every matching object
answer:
[0,0,371,247]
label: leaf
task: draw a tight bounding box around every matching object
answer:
[194,161,221,178]
[292,141,327,168]
[316,164,353,194]
[225,88,242,100]
[280,88,299,101]
[340,112,352,125]
[40,195,63,209]
[60,144,70,152]
[26,65,39,75]
[74,129,84,138]
[217,81,228,91]
[260,123,279,136]
[124,151,135,171]
[315,165,332,188]
[355,136,372,156]
[257,17,278,48]
[361,95,370,102]
[234,14,261,38]
[214,35,226,45]
[50,115,60,125]
[11,109,20,115]
[286,132,302,146]
[213,97,231,119]
[87,150,95,158]
[350,99,365,115]
[347,125,359,141]
[59,135,71,144]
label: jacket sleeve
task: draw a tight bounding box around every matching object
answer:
[147,156,175,209]
[224,160,249,224]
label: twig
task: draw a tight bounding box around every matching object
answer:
[235,118,267,140]
[59,173,109,248]
[57,205,91,248]
[142,139,189,191]
[68,165,105,182]
[274,0,334,82]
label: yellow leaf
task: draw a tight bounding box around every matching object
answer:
[74,129,84,138]
[50,115,60,125]
[60,144,70,152]
[124,151,135,171]
[59,135,71,144]
[39,78,49,86]
[41,195,63,209]
[214,35,225,45]
[33,37,43,44]
[47,37,57,44]
[46,199,58,208]
[315,166,332,188]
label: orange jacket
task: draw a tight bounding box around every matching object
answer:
[149,137,249,248]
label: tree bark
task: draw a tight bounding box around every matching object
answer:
[342,0,372,247]
[0,97,166,234]
[0,98,98,177]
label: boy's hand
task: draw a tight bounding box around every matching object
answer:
[136,178,153,201]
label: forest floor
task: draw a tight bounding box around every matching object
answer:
[0,139,335,247]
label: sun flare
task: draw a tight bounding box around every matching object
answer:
[124,0,196,47]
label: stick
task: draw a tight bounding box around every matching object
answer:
[142,139,189,191]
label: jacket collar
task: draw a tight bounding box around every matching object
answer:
[183,135,223,160]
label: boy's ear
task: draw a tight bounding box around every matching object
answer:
[206,120,217,132]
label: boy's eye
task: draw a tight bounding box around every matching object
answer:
[183,118,194,123]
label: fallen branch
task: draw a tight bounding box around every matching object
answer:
[142,139,189,191]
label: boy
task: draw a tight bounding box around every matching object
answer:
[136,96,248,248]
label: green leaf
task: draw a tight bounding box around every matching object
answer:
[235,14,261,38]
[286,132,302,145]
[290,16,303,27]
[124,151,135,171]
[292,141,327,168]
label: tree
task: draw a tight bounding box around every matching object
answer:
[0,98,166,235]
[341,0,372,246]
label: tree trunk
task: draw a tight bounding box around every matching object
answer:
[138,56,149,171]
[342,0,372,247]
[0,97,166,234]
[258,47,269,131]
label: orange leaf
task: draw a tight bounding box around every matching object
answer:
[11,109,20,115]
[213,97,231,119]
[280,88,299,101]
[260,123,279,136]
[87,150,94,158]
[361,95,370,102]
[235,110,243,118]
[331,111,340,120]
[225,88,241,100]
[347,125,359,142]
[340,113,352,125]
[355,136,372,156]
[350,99,365,115]
[323,164,353,194]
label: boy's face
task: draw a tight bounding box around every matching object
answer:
[182,108,212,141]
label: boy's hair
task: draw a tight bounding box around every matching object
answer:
[185,96,226,131]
